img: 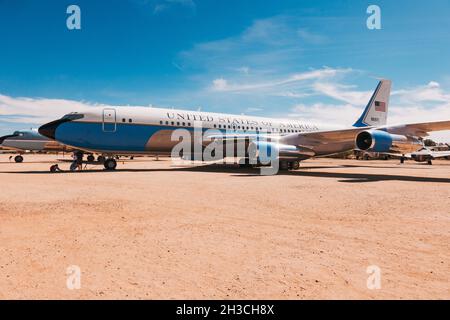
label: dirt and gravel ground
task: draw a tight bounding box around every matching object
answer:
[0,154,449,299]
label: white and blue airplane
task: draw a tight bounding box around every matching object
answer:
[38,80,450,171]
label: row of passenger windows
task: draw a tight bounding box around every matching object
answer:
[158,120,305,133]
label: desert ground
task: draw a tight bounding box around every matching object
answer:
[0,153,449,299]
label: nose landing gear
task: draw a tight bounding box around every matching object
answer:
[14,155,24,163]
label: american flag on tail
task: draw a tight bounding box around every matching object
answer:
[374,101,386,112]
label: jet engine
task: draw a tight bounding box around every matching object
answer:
[355,130,422,154]
[248,141,315,164]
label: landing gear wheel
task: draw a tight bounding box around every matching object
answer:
[280,160,289,171]
[427,160,433,165]
[14,155,24,163]
[291,161,300,170]
[104,159,117,170]
[87,155,95,162]
[400,157,405,164]
[97,155,106,163]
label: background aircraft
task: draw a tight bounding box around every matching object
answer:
[38,80,450,172]
[0,129,101,163]
[391,147,450,165]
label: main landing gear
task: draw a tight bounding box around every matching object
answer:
[14,155,24,163]
[280,160,300,171]
[104,158,117,170]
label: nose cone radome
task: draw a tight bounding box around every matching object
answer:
[0,134,17,145]
[39,119,67,140]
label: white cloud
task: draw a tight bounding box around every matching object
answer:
[297,28,328,44]
[0,94,101,124]
[392,81,450,103]
[177,15,325,72]
[289,103,359,129]
[312,82,372,105]
[244,107,264,113]
[286,81,450,142]
[211,67,351,92]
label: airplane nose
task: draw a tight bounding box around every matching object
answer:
[39,118,68,140]
[0,134,17,144]
[0,135,8,144]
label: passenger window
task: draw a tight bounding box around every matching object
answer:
[122,118,126,123]
[182,122,185,126]
[166,121,169,125]
[129,119,132,123]
[171,121,174,125]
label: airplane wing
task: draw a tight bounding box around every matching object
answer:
[280,120,450,148]
[280,127,369,147]
[380,120,450,137]
[383,153,412,159]
[429,151,450,158]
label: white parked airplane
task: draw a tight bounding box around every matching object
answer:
[38,80,450,171]
[391,147,450,165]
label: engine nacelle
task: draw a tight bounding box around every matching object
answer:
[248,141,314,164]
[355,130,422,154]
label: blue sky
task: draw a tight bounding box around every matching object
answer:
[1,0,450,140]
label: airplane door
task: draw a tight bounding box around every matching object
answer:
[103,108,116,132]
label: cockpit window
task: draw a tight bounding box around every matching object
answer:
[62,113,85,121]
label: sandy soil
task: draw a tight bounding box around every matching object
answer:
[0,154,449,299]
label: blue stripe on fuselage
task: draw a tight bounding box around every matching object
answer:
[55,121,170,152]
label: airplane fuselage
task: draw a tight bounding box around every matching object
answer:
[40,106,351,157]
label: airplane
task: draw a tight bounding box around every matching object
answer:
[38,79,450,173]
[0,129,102,163]
[389,147,450,165]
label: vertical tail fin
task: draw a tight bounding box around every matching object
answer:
[353,79,391,127]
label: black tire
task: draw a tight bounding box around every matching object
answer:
[428,160,433,165]
[87,155,95,162]
[280,160,289,171]
[15,155,24,163]
[400,157,405,164]
[97,155,106,163]
[291,161,300,170]
[104,159,117,170]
